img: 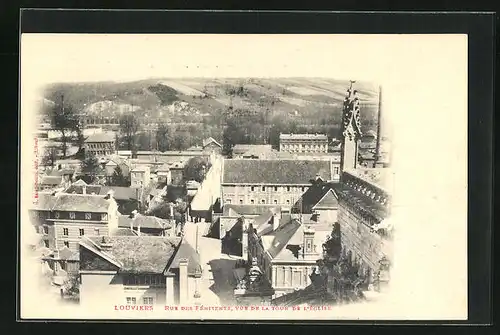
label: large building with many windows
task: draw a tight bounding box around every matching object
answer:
[221,159,335,209]
[28,191,119,252]
[279,133,329,153]
[84,132,116,158]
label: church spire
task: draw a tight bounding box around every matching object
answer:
[340,81,362,173]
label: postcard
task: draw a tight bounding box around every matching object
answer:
[19,33,468,321]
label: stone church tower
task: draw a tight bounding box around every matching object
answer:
[340,81,363,173]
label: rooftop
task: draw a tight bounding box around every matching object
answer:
[32,192,59,211]
[52,193,112,213]
[84,132,115,143]
[280,133,328,140]
[202,137,221,148]
[84,236,182,274]
[40,175,62,185]
[222,159,332,185]
[232,144,273,155]
[292,182,340,214]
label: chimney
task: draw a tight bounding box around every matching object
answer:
[106,190,115,199]
[100,236,113,251]
[82,185,87,195]
[272,211,280,231]
[178,258,189,304]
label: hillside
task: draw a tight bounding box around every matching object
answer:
[42,77,380,134]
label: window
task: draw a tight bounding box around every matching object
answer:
[301,187,305,192]
[101,214,108,221]
[95,228,100,235]
[54,212,60,219]
[85,213,92,220]
[143,297,154,305]
[226,199,231,204]
[126,297,137,305]
[286,186,291,192]
[250,199,255,204]
[144,275,151,285]
[43,240,49,248]
[239,199,243,204]
[43,226,49,235]
[286,199,290,205]
[251,186,255,192]
[261,199,266,204]
[273,199,278,205]
[334,167,340,175]
[69,212,75,219]
[60,261,67,271]
[79,228,85,236]
[63,241,69,248]
[274,186,278,191]
[63,228,69,236]
[262,186,265,192]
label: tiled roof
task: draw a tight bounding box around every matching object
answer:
[254,211,276,237]
[166,240,202,276]
[266,220,302,259]
[222,159,332,184]
[203,137,221,148]
[52,194,111,213]
[40,175,62,185]
[233,144,273,155]
[87,236,182,274]
[84,132,115,143]
[99,186,139,201]
[64,184,102,195]
[133,214,173,230]
[292,182,339,214]
[31,192,58,211]
[280,133,328,140]
[112,228,139,236]
[313,190,339,210]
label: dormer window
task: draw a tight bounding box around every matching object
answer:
[251,186,255,192]
[101,214,108,221]
[85,213,92,220]
[69,212,75,219]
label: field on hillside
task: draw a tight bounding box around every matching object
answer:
[42,77,380,135]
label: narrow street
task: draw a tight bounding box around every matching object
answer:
[183,221,239,306]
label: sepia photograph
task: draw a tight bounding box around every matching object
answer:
[19,33,468,321]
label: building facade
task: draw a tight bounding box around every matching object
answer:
[279,133,329,153]
[84,132,116,158]
[221,159,333,208]
[29,192,119,252]
[79,236,202,307]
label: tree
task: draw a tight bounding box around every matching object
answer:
[184,157,211,182]
[81,153,100,183]
[170,132,191,151]
[73,120,86,152]
[110,165,129,186]
[50,96,79,158]
[41,147,58,168]
[156,122,169,152]
[119,113,139,150]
